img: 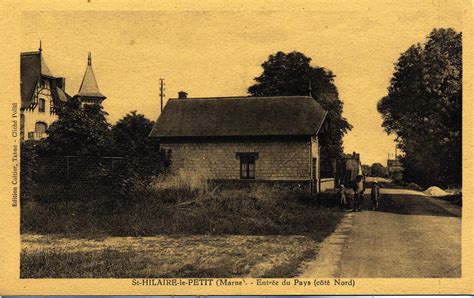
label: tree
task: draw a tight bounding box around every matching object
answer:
[378,28,462,186]
[39,97,113,156]
[112,111,160,157]
[370,163,387,178]
[362,164,372,176]
[248,51,352,160]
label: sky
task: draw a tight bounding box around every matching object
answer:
[20,1,463,165]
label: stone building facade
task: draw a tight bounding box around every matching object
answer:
[150,95,327,194]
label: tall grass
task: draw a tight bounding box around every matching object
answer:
[21,171,342,239]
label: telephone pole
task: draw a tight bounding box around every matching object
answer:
[159,78,165,112]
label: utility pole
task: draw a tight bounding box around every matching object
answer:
[159,78,165,112]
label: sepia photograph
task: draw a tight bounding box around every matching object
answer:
[18,3,463,279]
[0,0,471,295]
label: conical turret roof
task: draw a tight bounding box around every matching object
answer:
[76,53,106,99]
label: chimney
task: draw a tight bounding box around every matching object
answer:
[178,91,188,99]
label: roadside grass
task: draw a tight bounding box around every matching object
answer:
[377,194,461,217]
[21,174,342,239]
[437,193,462,207]
[21,234,318,278]
[20,171,343,278]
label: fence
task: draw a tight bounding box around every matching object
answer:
[33,156,165,184]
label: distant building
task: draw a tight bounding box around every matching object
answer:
[387,157,404,180]
[20,46,70,141]
[150,95,328,194]
[20,46,106,141]
[339,152,363,184]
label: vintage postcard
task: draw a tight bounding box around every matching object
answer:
[0,0,472,295]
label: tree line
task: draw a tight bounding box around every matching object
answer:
[35,97,161,158]
[378,28,462,187]
[27,28,461,188]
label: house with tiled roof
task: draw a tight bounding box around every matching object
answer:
[338,152,363,184]
[149,93,328,194]
[20,45,106,141]
[20,45,69,140]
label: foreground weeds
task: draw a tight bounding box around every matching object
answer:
[21,173,343,278]
[22,173,342,239]
[21,234,317,278]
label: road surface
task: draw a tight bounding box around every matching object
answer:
[301,190,461,278]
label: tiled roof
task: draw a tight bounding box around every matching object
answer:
[20,51,58,109]
[150,96,327,138]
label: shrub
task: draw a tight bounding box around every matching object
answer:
[108,157,167,197]
[20,141,38,201]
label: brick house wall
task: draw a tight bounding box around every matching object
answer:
[161,137,320,192]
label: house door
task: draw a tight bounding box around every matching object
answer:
[312,157,319,193]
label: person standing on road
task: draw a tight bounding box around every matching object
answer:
[338,184,347,211]
[352,175,365,212]
[371,181,381,211]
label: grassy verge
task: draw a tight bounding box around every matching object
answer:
[21,173,343,278]
[22,234,318,278]
[21,178,342,239]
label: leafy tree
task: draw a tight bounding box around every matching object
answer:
[111,111,160,157]
[248,51,352,160]
[362,164,372,176]
[370,163,387,178]
[378,28,462,186]
[39,97,113,156]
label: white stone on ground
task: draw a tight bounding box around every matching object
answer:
[424,186,449,197]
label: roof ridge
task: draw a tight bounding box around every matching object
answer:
[21,51,40,56]
[150,95,327,138]
[170,95,313,101]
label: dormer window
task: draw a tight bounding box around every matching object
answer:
[38,98,46,113]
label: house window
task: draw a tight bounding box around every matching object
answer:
[237,153,258,179]
[38,98,46,113]
[35,122,47,138]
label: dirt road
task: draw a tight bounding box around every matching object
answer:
[300,192,461,278]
